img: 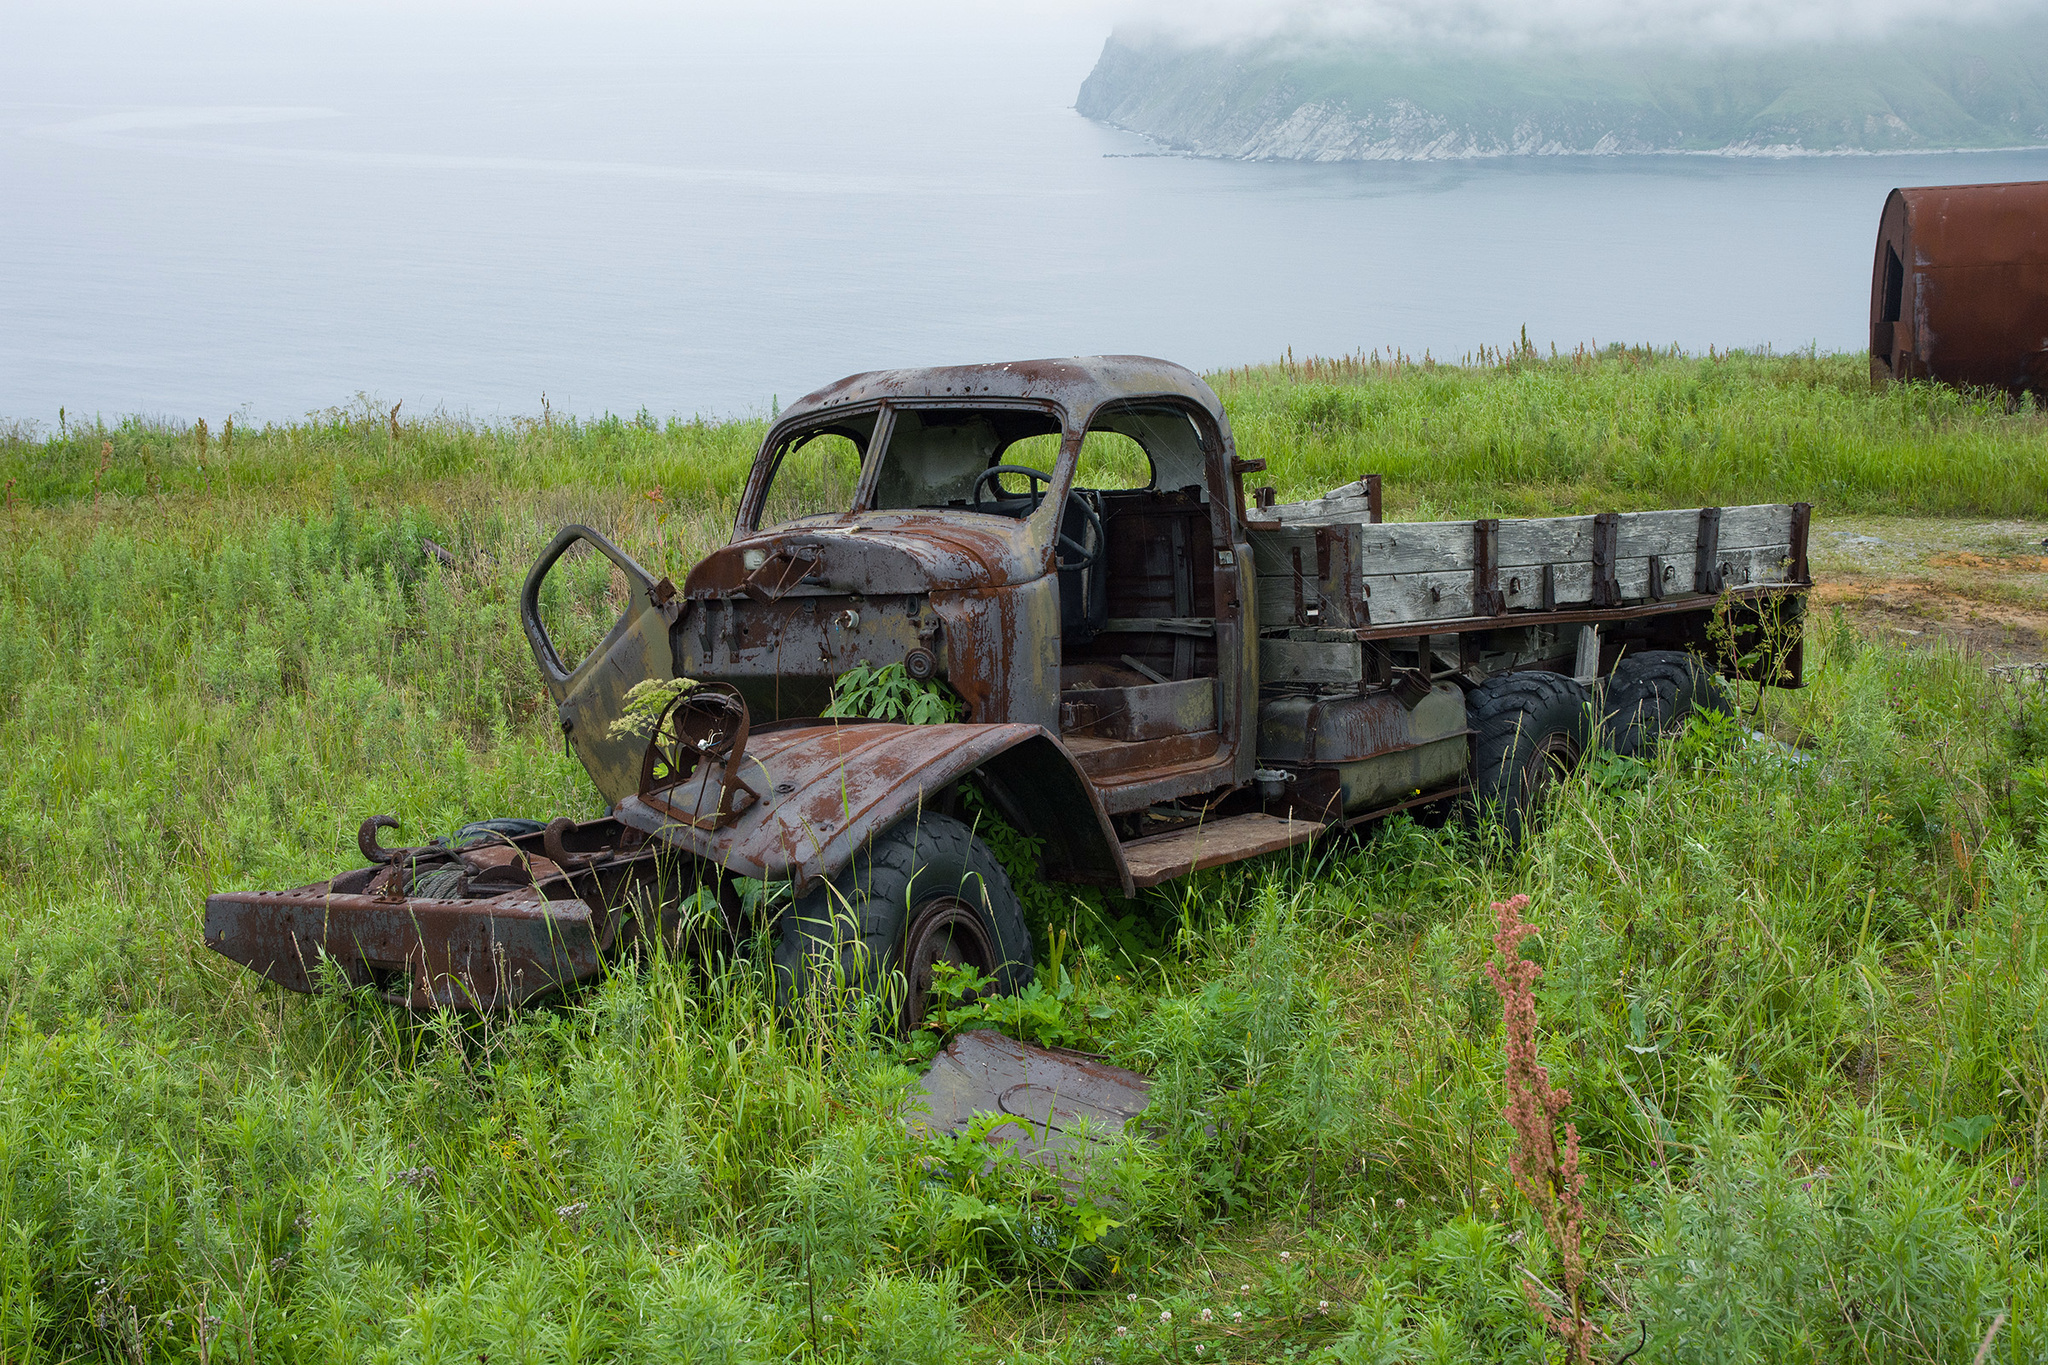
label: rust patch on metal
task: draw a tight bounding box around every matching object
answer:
[638,682,760,830]
[1871,180,2048,394]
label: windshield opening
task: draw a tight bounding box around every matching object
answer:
[870,406,1067,516]
[754,411,877,530]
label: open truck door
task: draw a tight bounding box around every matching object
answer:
[520,525,679,806]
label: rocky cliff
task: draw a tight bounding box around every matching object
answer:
[1076,24,2048,160]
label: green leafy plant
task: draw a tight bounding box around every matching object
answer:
[922,960,1110,1051]
[823,662,961,725]
[605,676,700,740]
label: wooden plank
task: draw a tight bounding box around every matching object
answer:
[1244,525,1306,580]
[1613,508,1706,558]
[1257,519,1480,576]
[1503,561,1592,609]
[1497,515,1598,567]
[1354,522,1477,574]
[1101,616,1216,638]
[1253,505,1801,629]
[1260,638,1362,686]
[1717,504,1796,550]
[1256,575,1311,628]
[1121,811,1324,887]
[1357,571,1475,624]
[1266,494,1375,526]
[1348,581,1804,641]
[1714,545,1795,589]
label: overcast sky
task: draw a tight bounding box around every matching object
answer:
[12,0,2045,95]
[1112,0,2046,49]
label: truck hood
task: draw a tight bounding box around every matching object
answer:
[684,510,1047,597]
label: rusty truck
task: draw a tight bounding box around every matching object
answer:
[205,356,1811,1022]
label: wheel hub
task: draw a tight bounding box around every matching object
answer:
[1521,731,1581,809]
[899,895,997,1031]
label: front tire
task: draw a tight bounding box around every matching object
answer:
[1468,671,1591,845]
[773,812,1033,1030]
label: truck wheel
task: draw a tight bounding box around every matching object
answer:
[1468,671,1591,845]
[773,812,1033,1030]
[1602,651,1729,757]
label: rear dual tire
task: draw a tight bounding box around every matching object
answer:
[1468,651,1727,843]
[1469,671,1592,846]
[1601,650,1729,757]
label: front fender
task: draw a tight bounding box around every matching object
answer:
[612,721,1132,897]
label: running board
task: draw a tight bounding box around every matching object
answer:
[1119,812,1326,888]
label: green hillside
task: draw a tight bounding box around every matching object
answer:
[1077,21,2048,159]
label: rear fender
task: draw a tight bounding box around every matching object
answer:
[612,721,1133,898]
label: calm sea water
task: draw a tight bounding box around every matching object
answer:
[7,7,2048,425]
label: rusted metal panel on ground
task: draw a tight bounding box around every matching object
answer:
[1871,180,2048,394]
[908,1029,1152,1183]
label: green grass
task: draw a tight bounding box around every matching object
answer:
[3,351,2048,1362]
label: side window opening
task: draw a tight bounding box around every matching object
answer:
[1088,404,1210,495]
[1071,430,1152,491]
[755,413,875,531]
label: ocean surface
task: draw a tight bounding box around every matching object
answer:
[7,6,2048,426]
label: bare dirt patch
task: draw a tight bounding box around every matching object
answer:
[1809,518,2048,663]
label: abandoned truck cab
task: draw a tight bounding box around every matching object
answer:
[685,356,1259,794]
[207,354,1809,1022]
[523,358,1271,899]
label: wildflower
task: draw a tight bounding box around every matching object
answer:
[1128,1293,1138,1303]
[1200,1308,1213,1322]
[1196,1348,1205,1357]
[1239,1284,1250,1293]
[1231,1310,1243,1323]
[822,1314,833,1324]
[1116,1326,1128,1337]
[1318,1300,1330,1314]
[1394,1197,1405,1209]
[2014,1175,2028,1189]
[1160,1310,1172,1323]
[554,1200,589,1222]
[1488,892,1592,1363]
[1279,1251,1291,1262]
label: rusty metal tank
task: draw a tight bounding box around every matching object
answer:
[1870,180,2048,394]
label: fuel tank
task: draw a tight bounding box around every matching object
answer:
[1257,682,1471,815]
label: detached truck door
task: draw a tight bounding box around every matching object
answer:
[520,525,677,806]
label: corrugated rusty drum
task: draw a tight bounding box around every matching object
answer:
[1870,180,2048,394]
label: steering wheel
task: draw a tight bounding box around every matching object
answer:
[969,464,1103,573]
[971,464,1052,513]
[1056,493,1104,573]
